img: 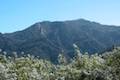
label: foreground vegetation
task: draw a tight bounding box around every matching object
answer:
[0,45,120,80]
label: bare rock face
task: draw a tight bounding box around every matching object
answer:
[1,19,120,63]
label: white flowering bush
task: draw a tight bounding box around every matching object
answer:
[0,46,120,80]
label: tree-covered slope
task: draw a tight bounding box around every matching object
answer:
[1,19,120,62]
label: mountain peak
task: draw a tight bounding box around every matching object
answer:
[1,19,120,63]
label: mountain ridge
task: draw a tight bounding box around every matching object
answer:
[0,19,120,63]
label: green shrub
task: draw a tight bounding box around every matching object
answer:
[0,46,120,80]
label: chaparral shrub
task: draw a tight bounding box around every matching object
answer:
[0,45,120,80]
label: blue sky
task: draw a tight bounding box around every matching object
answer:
[0,0,120,33]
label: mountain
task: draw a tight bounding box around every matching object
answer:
[1,19,120,63]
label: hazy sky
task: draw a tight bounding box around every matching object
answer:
[0,0,120,33]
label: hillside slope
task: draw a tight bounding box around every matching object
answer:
[1,19,120,62]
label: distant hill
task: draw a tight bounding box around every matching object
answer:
[0,19,120,63]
